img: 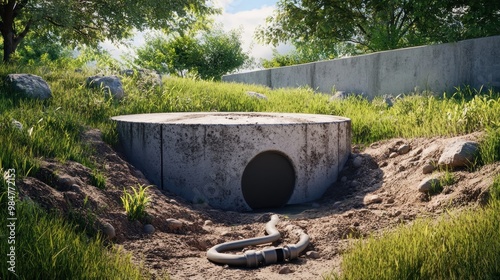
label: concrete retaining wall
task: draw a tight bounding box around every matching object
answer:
[223,36,500,99]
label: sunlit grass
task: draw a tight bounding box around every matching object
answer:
[325,198,500,280]
[0,64,499,279]
[0,180,148,280]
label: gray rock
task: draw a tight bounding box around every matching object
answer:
[418,178,441,193]
[330,91,349,100]
[278,266,293,274]
[383,96,394,107]
[6,74,52,100]
[144,224,155,234]
[11,120,23,130]
[102,222,116,239]
[86,75,125,100]
[350,180,360,187]
[352,156,363,168]
[166,218,183,231]
[204,220,213,226]
[438,140,479,168]
[422,163,436,174]
[246,91,268,100]
[364,194,383,205]
[397,144,411,155]
[57,175,78,191]
[120,69,136,76]
[306,251,320,259]
[389,152,398,158]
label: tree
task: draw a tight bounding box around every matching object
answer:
[136,27,249,80]
[196,28,249,80]
[136,34,200,75]
[256,0,500,54]
[261,42,359,68]
[3,31,70,64]
[0,0,217,62]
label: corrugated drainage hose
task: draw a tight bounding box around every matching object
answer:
[206,214,310,267]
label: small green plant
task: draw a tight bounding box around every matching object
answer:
[425,169,456,196]
[429,179,444,196]
[66,195,100,236]
[121,184,151,221]
[90,169,106,190]
[480,127,500,165]
[440,169,456,187]
[490,174,500,201]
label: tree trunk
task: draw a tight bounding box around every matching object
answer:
[2,29,16,62]
[1,1,30,62]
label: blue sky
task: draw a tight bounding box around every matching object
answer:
[223,0,278,13]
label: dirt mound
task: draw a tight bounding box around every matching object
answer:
[18,129,499,279]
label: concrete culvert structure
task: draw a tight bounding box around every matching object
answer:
[112,112,351,211]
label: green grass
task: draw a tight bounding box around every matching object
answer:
[0,64,499,279]
[1,65,500,177]
[325,198,500,280]
[490,175,500,201]
[121,184,151,221]
[480,127,500,165]
[0,178,147,279]
[90,169,107,190]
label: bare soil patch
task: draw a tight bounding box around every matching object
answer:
[18,129,500,279]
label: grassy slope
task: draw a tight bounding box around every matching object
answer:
[0,65,499,279]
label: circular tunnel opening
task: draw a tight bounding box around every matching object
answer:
[241,151,295,210]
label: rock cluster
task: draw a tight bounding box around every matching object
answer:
[4,70,165,103]
[416,140,479,195]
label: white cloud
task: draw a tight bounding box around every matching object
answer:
[216,6,274,60]
[213,0,234,9]
[215,5,293,64]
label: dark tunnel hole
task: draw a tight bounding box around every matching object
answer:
[241,151,296,210]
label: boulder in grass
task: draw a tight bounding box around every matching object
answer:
[438,140,479,168]
[5,74,52,100]
[85,75,125,100]
[246,91,268,100]
[418,177,441,193]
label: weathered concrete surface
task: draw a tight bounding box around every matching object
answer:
[112,112,351,211]
[223,36,500,99]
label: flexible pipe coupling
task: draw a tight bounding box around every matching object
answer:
[207,214,310,267]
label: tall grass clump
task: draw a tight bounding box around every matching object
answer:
[490,175,500,201]
[0,178,146,279]
[121,184,150,221]
[480,127,500,165]
[327,200,500,280]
